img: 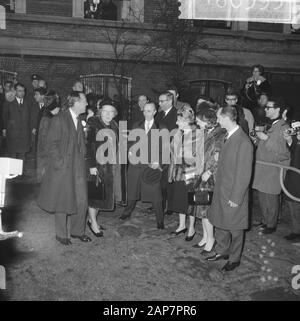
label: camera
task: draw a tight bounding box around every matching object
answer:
[285,121,300,136]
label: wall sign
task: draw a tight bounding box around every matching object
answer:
[179,0,299,24]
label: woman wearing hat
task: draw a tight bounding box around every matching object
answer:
[85,103,127,237]
[168,106,205,240]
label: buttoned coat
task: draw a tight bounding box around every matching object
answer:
[37,109,87,214]
[208,127,253,230]
[85,116,127,210]
[127,119,163,202]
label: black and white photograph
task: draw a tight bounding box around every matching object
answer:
[0,0,300,305]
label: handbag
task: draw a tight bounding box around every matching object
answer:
[87,173,106,201]
[188,188,213,206]
[187,178,213,206]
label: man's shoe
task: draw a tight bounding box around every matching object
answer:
[252,222,266,228]
[262,227,276,234]
[119,214,131,220]
[205,253,229,261]
[284,233,300,241]
[221,261,240,272]
[157,223,165,230]
[258,224,267,230]
[70,235,92,242]
[115,201,127,208]
[56,236,72,245]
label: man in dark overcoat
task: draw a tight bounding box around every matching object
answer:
[37,91,91,245]
[2,83,32,161]
[120,102,165,229]
[27,74,42,157]
[33,87,47,140]
[206,106,253,272]
[155,92,178,215]
[283,123,300,242]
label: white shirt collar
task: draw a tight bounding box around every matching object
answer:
[227,125,240,139]
[145,118,154,127]
[145,119,154,132]
[272,119,280,125]
[69,108,78,129]
[164,107,172,116]
[16,97,23,104]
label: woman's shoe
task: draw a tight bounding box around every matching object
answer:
[185,232,196,242]
[192,243,206,249]
[170,228,188,236]
[200,240,216,255]
[87,221,104,238]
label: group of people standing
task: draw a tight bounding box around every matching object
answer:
[35,84,253,273]
[0,74,58,170]
[1,64,299,274]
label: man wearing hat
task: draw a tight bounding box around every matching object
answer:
[31,74,40,89]
[120,102,165,229]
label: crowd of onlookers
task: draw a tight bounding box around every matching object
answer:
[0,64,299,271]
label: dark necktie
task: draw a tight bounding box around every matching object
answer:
[224,133,229,143]
[76,116,84,153]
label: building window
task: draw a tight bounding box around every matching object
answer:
[248,22,283,33]
[291,24,300,34]
[80,73,132,101]
[188,79,232,105]
[0,0,26,14]
[0,69,17,85]
[193,20,232,30]
[0,0,15,13]
[84,0,118,21]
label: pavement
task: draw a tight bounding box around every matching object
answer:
[0,162,300,301]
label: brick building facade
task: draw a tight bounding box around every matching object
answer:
[0,0,300,113]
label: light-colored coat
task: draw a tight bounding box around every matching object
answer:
[252,119,290,195]
[209,127,253,230]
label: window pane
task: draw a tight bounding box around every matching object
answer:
[248,22,283,33]
[0,0,15,13]
[84,0,118,21]
[291,24,300,34]
[194,20,232,29]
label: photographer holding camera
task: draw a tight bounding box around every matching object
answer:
[252,97,290,234]
[283,120,300,243]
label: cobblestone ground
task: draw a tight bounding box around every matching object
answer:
[0,160,300,301]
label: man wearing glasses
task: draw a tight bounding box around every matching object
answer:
[252,97,290,234]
